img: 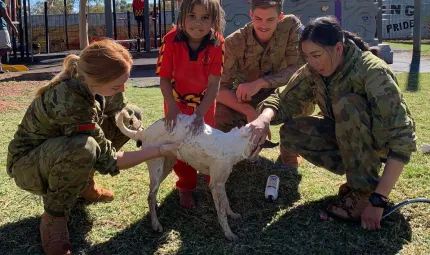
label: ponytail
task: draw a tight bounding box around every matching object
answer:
[343,30,370,52]
[36,54,80,97]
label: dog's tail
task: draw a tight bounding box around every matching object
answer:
[115,109,141,141]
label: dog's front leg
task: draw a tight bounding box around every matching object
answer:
[209,182,238,241]
[147,157,171,232]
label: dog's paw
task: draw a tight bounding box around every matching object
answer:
[152,220,163,232]
[225,232,238,241]
[228,212,241,219]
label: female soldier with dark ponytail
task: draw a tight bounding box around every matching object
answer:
[249,16,416,230]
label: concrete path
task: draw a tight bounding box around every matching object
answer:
[5,47,429,86]
[390,48,430,74]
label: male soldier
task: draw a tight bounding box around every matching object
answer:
[215,0,304,167]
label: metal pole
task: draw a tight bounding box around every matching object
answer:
[28,0,33,62]
[162,0,166,36]
[144,0,150,51]
[127,11,131,50]
[377,0,382,43]
[113,0,117,39]
[44,1,49,53]
[64,0,69,50]
[171,0,175,25]
[158,0,162,40]
[153,0,157,48]
[104,0,113,38]
[11,0,17,58]
[17,0,24,58]
[413,0,421,55]
[22,0,29,57]
[127,11,131,38]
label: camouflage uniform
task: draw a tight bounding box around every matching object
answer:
[6,79,142,216]
[215,14,304,132]
[259,40,417,192]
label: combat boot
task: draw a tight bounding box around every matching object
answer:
[278,146,303,167]
[327,189,372,221]
[80,171,114,202]
[338,182,352,197]
[40,211,72,255]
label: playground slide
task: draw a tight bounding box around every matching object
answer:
[2,64,29,72]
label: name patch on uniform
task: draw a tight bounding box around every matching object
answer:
[77,123,96,135]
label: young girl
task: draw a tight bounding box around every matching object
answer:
[7,39,178,255]
[156,0,225,209]
[249,16,416,230]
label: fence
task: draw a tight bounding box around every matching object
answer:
[29,11,174,53]
[13,0,430,56]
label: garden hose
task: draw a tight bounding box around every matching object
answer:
[382,198,430,219]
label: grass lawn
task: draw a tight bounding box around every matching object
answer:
[0,72,429,254]
[386,39,430,56]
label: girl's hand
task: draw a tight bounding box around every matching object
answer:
[188,113,205,137]
[249,115,271,145]
[165,104,181,132]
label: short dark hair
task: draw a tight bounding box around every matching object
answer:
[251,0,283,14]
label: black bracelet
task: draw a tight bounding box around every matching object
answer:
[372,192,388,200]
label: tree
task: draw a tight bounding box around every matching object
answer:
[87,0,105,13]
[31,0,75,15]
[115,0,131,12]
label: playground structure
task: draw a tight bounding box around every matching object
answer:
[2,0,428,65]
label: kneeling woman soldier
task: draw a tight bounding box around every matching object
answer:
[249,16,416,230]
[6,39,178,255]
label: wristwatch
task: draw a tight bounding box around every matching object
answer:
[369,192,389,209]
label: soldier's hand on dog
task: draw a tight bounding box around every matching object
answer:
[246,108,271,140]
[236,82,261,103]
[248,114,271,146]
[165,104,181,132]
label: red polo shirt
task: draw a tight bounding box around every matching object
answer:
[156,27,224,116]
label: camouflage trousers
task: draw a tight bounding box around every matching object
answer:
[11,100,142,217]
[280,94,384,192]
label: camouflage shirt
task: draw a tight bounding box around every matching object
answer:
[7,79,123,176]
[259,40,417,163]
[221,15,304,102]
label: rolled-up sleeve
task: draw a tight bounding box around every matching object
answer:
[258,68,315,125]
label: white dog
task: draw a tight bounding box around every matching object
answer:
[116,110,276,241]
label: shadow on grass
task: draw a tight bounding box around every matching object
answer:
[407,53,420,92]
[1,158,412,254]
[88,159,411,254]
[0,72,56,82]
[0,199,93,255]
[89,157,302,254]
